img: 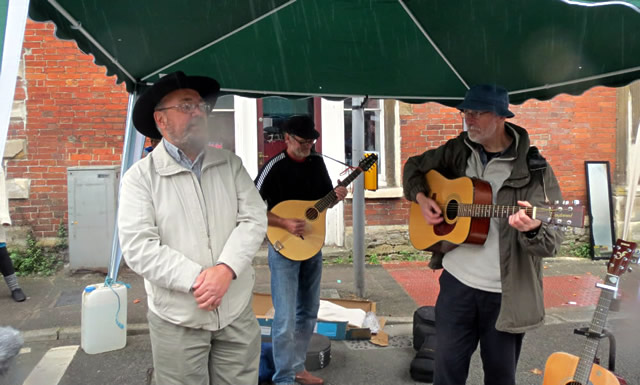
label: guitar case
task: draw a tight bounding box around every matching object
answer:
[305,333,332,371]
[261,333,331,372]
[413,305,436,350]
[410,336,436,383]
[410,306,437,383]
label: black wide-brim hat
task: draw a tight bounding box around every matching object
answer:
[282,115,320,140]
[132,71,220,139]
[457,84,515,118]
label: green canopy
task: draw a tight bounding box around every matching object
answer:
[28,0,640,104]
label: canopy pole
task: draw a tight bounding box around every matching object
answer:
[108,93,145,282]
[398,0,469,90]
[46,0,136,83]
[0,0,29,159]
[351,97,366,298]
[141,0,298,82]
[621,119,640,240]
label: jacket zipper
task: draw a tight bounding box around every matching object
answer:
[191,171,221,329]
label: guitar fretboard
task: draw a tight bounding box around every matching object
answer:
[314,167,364,212]
[453,203,537,218]
[573,275,616,383]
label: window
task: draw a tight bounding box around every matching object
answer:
[344,99,398,187]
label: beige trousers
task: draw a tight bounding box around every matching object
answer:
[147,301,261,385]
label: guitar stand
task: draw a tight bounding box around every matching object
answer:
[573,327,617,372]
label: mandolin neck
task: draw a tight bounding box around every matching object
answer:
[314,167,364,212]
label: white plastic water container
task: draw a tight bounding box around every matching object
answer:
[81,283,128,354]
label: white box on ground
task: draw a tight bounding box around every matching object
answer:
[81,283,127,354]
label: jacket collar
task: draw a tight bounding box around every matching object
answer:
[151,140,227,176]
[461,122,532,186]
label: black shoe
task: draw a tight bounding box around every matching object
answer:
[11,288,26,302]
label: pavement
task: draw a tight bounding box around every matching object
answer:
[1,250,640,385]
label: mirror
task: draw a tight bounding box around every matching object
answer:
[585,161,616,260]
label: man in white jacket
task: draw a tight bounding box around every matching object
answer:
[118,71,267,385]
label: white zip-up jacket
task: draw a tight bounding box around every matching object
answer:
[118,142,267,330]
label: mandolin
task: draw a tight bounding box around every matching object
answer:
[267,154,377,261]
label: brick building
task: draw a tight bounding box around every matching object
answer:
[6,20,635,251]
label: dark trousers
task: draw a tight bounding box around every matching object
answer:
[434,270,524,385]
[0,247,15,277]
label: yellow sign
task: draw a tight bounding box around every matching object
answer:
[364,152,378,191]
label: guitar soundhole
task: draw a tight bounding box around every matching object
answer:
[445,200,458,221]
[566,382,582,385]
[305,208,319,221]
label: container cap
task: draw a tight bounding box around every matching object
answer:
[84,286,96,293]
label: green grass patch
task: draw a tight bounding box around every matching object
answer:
[9,226,65,276]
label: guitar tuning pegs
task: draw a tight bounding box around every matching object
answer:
[563,200,569,205]
[566,220,572,225]
[568,206,574,211]
[573,200,580,205]
[629,267,634,273]
[554,200,560,205]
[556,219,563,225]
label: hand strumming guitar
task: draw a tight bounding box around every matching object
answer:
[267,211,307,237]
[416,192,443,225]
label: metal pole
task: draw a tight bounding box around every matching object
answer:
[351,97,366,297]
[108,93,145,282]
[0,0,30,158]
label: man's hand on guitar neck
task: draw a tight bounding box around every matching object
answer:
[416,192,443,225]
[508,200,542,233]
[330,185,348,207]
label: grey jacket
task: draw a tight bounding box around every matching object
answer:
[118,142,267,331]
[403,123,564,333]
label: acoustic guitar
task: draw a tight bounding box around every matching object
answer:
[409,170,584,253]
[542,238,637,385]
[267,154,378,261]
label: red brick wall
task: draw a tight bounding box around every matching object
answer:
[7,21,128,238]
[346,87,618,227]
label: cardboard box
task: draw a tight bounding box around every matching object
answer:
[253,292,376,340]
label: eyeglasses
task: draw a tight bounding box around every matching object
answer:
[459,110,492,118]
[291,136,317,146]
[155,102,212,114]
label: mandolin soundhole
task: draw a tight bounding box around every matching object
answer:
[305,208,319,221]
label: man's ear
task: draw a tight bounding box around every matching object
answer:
[153,111,166,130]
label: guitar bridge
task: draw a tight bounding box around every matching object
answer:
[274,240,284,252]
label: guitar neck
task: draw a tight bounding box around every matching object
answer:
[573,274,617,383]
[456,204,535,219]
[314,167,364,212]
